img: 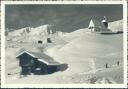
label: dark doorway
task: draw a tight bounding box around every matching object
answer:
[47,38,52,43]
[38,40,43,44]
[21,66,31,75]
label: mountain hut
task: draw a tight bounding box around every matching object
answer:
[16,50,60,75]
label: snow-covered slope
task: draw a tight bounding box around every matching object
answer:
[108,19,123,32]
[28,25,48,36]
[8,27,29,36]
[5,19,123,84]
[8,25,49,36]
[44,19,123,82]
[6,25,50,43]
[48,33,123,73]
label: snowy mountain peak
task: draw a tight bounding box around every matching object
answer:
[7,24,51,37]
[28,25,49,36]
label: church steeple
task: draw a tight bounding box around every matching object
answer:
[102,16,108,28]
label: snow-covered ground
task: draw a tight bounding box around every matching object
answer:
[108,19,123,32]
[5,19,123,84]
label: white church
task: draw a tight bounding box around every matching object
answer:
[88,16,112,33]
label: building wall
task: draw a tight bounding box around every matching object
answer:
[17,53,59,75]
[18,53,35,67]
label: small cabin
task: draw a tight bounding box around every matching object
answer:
[16,50,60,75]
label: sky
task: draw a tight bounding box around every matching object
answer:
[5,4,123,32]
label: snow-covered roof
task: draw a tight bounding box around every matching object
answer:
[16,49,60,65]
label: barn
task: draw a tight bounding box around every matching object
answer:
[16,50,61,75]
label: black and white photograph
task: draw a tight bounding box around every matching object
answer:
[1,1,127,88]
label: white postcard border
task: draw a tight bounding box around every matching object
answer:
[1,1,127,88]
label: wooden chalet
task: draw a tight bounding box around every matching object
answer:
[16,49,60,75]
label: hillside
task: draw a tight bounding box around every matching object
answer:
[5,19,124,84]
[46,32,123,74]
[108,19,123,32]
